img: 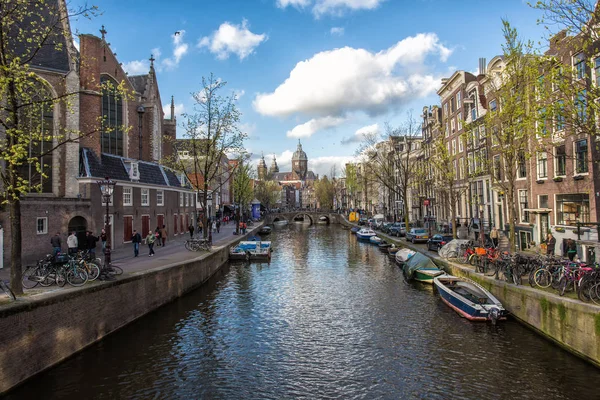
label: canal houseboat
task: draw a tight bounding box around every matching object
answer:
[356,228,377,241]
[433,275,507,323]
[230,241,272,261]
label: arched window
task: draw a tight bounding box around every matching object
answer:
[100,75,123,156]
[17,84,54,193]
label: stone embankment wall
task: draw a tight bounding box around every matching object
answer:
[0,230,258,395]
[340,219,600,367]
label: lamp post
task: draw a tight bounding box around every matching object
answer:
[97,177,117,277]
[137,106,145,160]
[479,203,485,246]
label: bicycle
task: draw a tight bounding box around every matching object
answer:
[1,279,15,301]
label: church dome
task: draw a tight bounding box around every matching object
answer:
[292,140,307,161]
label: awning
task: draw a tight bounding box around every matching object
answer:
[523,208,552,214]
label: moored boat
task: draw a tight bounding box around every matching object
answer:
[258,226,272,235]
[350,226,360,234]
[230,241,272,261]
[318,216,329,224]
[395,248,416,266]
[378,241,391,251]
[401,252,444,283]
[273,220,288,226]
[388,246,400,255]
[356,228,377,241]
[433,275,507,323]
[369,236,383,244]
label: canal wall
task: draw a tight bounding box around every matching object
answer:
[0,227,261,395]
[340,219,600,367]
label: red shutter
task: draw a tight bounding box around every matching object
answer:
[174,214,178,234]
[157,214,164,230]
[123,216,133,242]
[142,215,150,239]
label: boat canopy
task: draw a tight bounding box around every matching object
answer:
[438,239,470,259]
[403,252,438,280]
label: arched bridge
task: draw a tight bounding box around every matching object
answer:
[264,212,341,225]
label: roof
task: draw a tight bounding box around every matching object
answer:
[128,74,149,96]
[79,148,191,189]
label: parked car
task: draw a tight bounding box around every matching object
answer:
[427,234,455,251]
[395,222,413,237]
[381,222,394,233]
[358,218,368,226]
[406,228,429,243]
[388,222,403,236]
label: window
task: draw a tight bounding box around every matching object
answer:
[491,126,499,147]
[493,155,502,181]
[157,190,164,206]
[457,91,462,108]
[552,66,563,91]
[179,192,184,207]
[184,192,189,207]
[473,126,480,143]
[189,193,193,206]
[537,152,547,179]
[479,125,485,138]
[451,97,456,113]
[457,112,462,130]
[574,53,586,80]
[519,190,529,223]
[100,76,124,156]
[517,152,527,179]
[445,122,449,137]
[555,145,566,176]
[575,139,588,173]
[123,187,132,206]
[539,195,548,209]
[36,217,48,235]
[129,161,140,181]
[595,57,600,86]
[451,118,455,133]
[537,107,547,137]
[17,84,54,193]
[467,153,474,175]
[452,139,456,155]
[141,188,149,206]
[489,99,497,112]
[556,194,589,225]
[458,134,464,152]
[555,100,565,132]
[459,157,464,180]
[443,102,448,117]
[576,90,587,121]
[123,216,133,242]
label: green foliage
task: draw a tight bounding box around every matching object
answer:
[254,180,281,211]
[314,175,334,209]
[232,155,254,210]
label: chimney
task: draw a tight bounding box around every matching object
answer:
[478,58,487,76]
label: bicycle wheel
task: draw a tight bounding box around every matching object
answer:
[56,269,66,287]
[558,277,570,296]
[21,266,41,289]
[484,261,498,277]
[533,269,552,288]
[38,265,57,287]
[512,266,522,285]
[591,283,600,305]
[66,267,88,287]
[577,279,593,302]
[185,241,193,251]
[108,265,123,276]
[86,263,101,281]
[459,252,468,264]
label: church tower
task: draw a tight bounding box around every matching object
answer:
[269,155,279,176]
[292,139,308,181]
[257,153,268,180]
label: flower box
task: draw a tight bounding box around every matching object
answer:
[574,175,585,181]
[553,177,563,182]
[536,179,545,184]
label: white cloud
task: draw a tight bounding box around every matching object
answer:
[340,123,379,144]
[72,38,80,51]
[162,102,185,117]
[286,116,345,138]
[239,122,257,136]
[253,33,451,123]
[310,155,355,177]
[330,27,344,36]
[198,19,267,61]
[151,47,162,60]
[277,0,385,17]
[162,30,188,70]
[122,60,150,75]
[234,89,246,99]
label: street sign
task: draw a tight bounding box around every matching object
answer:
[423,199,430,206]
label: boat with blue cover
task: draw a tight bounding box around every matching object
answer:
[230,241,272,261]
[433,275,507,323]
[356,228,377,241]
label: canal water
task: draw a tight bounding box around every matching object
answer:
[7,224,600,399]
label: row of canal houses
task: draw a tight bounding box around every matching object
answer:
[354,28,600,262]
[429,28,600,260]
[0,0,232,268]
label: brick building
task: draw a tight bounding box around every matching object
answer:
[1,1,193,268]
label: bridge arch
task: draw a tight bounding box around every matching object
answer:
[292,213,313,225]
[317,215,331,224]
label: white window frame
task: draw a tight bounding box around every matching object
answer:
[156,189,164,206]
[457,91,461,108]
[574,138,589,175]
[141,188,149,206]
[451,118,456,133]
[573,52,586,81]
[123,186,133,206]
[452,139,457,155]
[36,217,48,235]
[554,145,567,177]
[457,112,462,131]
[458,134,464,152]
[518,189,529,224]
[459,157,464,180]
[185,192,189,207]
[180,192,184,207]
[537,152,548,179]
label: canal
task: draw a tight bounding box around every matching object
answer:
[6,224,600,399]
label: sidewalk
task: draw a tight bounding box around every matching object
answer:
[0,220,255,293]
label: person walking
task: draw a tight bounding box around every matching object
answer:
[131,230,142,257]
[155,226,161,247]
[216,219,221,234]
[160,225,167,247]
[146,230,156,256]
[188,223,195,239]
[50,232,62,256]
[86,231,99,257]
[100,228,107,251]
[198,220,203,236]
[546,233,556,256]
[567,239,577,261]
[212,220,217,234]
[490,227,499,248]
[67,231,78,255]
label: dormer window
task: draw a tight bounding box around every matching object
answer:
[180,172,187,187]
[129,161,140,181]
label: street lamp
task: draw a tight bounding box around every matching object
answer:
[479,203,485,246]
[97,177,117,278]
[137,106,145,160]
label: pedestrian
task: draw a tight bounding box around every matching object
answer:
[546,233,556,256]
[198,220,203,235]
[155,226,161,246]
[86,231,99,257]
[216,219,221,233]
[188,223,195,239]
[490,227,499,248]
[67,231,78,255]
[160,225,167,246]
[567,239,577,261]
[212,220,217,233]
[50,232,62,256]
[146,230,156,256]
[131,229,142,257]
[100,228,107,251]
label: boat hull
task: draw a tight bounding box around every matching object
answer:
[413,269,445,283]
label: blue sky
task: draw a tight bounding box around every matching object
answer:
[68,0,546,176]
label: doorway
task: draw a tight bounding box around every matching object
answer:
[68,216,88,250]
[540,214,549,242]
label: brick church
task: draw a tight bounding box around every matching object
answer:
[0,0,196,267]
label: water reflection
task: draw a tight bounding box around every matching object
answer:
[6,225,599,400]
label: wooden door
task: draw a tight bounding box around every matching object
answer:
[141,215,150,240]
[123,216,133,242]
